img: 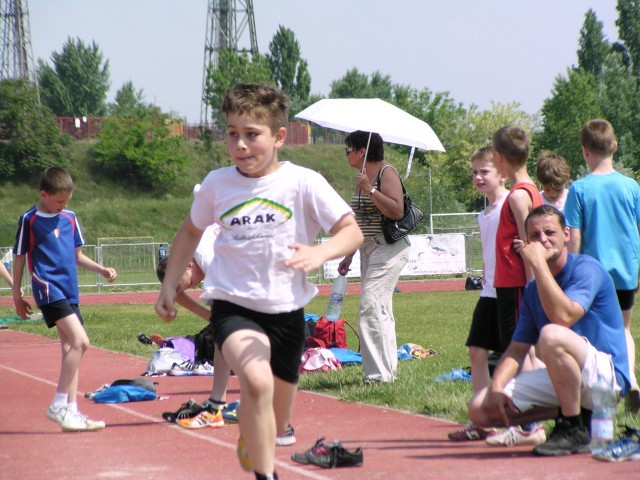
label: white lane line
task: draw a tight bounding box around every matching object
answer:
[0,363,332,480]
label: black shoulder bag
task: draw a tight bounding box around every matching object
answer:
[377,165,424,243]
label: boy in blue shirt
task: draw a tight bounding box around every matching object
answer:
[564,119,640,411]
[13,167,117,432]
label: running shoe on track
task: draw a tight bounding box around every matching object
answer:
[593,425,640,462]
[177,405,224,429]
[47,406,105,432]
[292,438,363,468]
[448,424,496,441]
[486,425,546,447]
[276,424,296,446]
[222,400,239,423]
[162,399,204,423]
[237,436,252,472]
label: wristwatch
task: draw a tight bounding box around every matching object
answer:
[369,188,376,196]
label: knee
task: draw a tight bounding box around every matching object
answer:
[537,324,564,358]
[468,347,488,365]
[467,391,488,426]
[242,369,274,401]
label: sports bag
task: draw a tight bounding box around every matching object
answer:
[306,317,359,351]
[377,165,424,243]
[143,347,188,375]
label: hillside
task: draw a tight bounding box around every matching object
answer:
[1,140,409,247]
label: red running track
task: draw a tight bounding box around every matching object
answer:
[0,278,466,308]
[1,278,638,479]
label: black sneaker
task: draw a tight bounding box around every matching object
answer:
[162,399,205,423]
[137,332,153,345]
[292,438,363,468]
[532,416,591,456]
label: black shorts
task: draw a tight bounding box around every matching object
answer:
[466,296,503,352]
[495,286,523,351]
[617,289,636,311]
[39,300,83,329]
[211,300,305,384]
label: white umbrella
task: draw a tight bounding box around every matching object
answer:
[295,98,445,178]
[295,98,446,152]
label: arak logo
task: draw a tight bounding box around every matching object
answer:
[220,197,292,227]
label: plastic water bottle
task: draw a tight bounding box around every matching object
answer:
[325,275,347,321]
[590,375,616,455]
[158,244,167,262]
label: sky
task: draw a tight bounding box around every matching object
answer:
[27,0,620,123]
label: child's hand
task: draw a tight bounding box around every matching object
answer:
[13,294,32,320]
[103,267,117,283]
[155,291,177,323]
[285,243,325,272]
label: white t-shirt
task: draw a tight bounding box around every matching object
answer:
[191,161,353,313]
[193,224,219,273]
[478,194,507,298]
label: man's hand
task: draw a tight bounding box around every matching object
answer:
[484,388,518,427]
[513,238,555,265]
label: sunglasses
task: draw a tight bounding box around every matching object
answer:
[345,147,358,154]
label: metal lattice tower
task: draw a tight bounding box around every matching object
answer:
[200,0,258,125]
[0,0,37,85]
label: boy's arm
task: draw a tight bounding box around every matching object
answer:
[12,254,32,319]
[76,249,117,282]
[175,291,211,322]
[509,190,534,281]
[285,214,363,273]
[567,228,581,253]
[155,216,204,322]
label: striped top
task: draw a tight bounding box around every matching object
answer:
[350,169,388,239]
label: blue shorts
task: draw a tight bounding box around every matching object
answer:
[211,300,305,384]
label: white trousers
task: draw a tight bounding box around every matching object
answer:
[359,234,410,382]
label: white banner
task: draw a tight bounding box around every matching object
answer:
[322,233,466,279]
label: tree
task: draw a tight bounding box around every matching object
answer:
[577,9,610,75]
[108,81,146,116]
[616,0,640,83]
[329,69,394,100]
[0,79,68,180]
[537,69,603,174]
[37,37,110,116]
[202,49,273,128]
[267,25,311,112]
[92,105,188,192]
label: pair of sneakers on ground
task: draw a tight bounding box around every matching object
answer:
[163,398,296,446]
[449,423,546,447]
[449,409,593,456]
[46,405,105,432]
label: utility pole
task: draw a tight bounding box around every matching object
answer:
[0,0,38,92]
[200,0,258,126]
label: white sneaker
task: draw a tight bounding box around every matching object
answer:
[59,409,106,432]
[192,361,214,376]
[276,424,296,446]
[486,425,546,447]
[46,405,67,425]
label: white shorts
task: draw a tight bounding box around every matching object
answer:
[504,339,621,412]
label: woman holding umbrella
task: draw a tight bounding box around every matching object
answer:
[338,130,410,383]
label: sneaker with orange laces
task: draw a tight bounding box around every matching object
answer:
[448,424,496,441]
[177,405,224,429]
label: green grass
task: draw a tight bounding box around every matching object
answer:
[4,289,639,431]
